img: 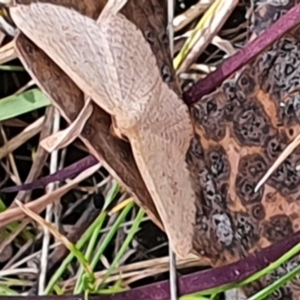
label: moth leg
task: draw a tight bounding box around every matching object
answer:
[41,98,93,152]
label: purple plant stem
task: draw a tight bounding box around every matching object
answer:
[183,2,300,105]
[4,231,300,300]
[0,155,98,193]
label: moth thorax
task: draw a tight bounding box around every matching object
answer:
[113,113,142,136]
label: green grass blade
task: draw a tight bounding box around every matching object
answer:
[0,65,25,71]
[0,88,51,121]
[76,201,134,294]
[0,284,19,296]
[44,211,107,294]
[74,182,121,292]
[181,297,211,300]
[248,264,300,300]
[103,180,120,211]
[183,241,300,297]
[173,0,223,70]
[98,208,145,289]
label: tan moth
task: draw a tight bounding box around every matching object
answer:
[10,0,197,258]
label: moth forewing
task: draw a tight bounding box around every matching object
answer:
[133,84,197,256]
[10,3,119,115]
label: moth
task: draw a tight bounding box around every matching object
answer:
[12,0,166,232]
[10,0,197,258]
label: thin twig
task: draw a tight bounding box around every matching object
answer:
[39,108,60,294]
[168,1,178,299]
